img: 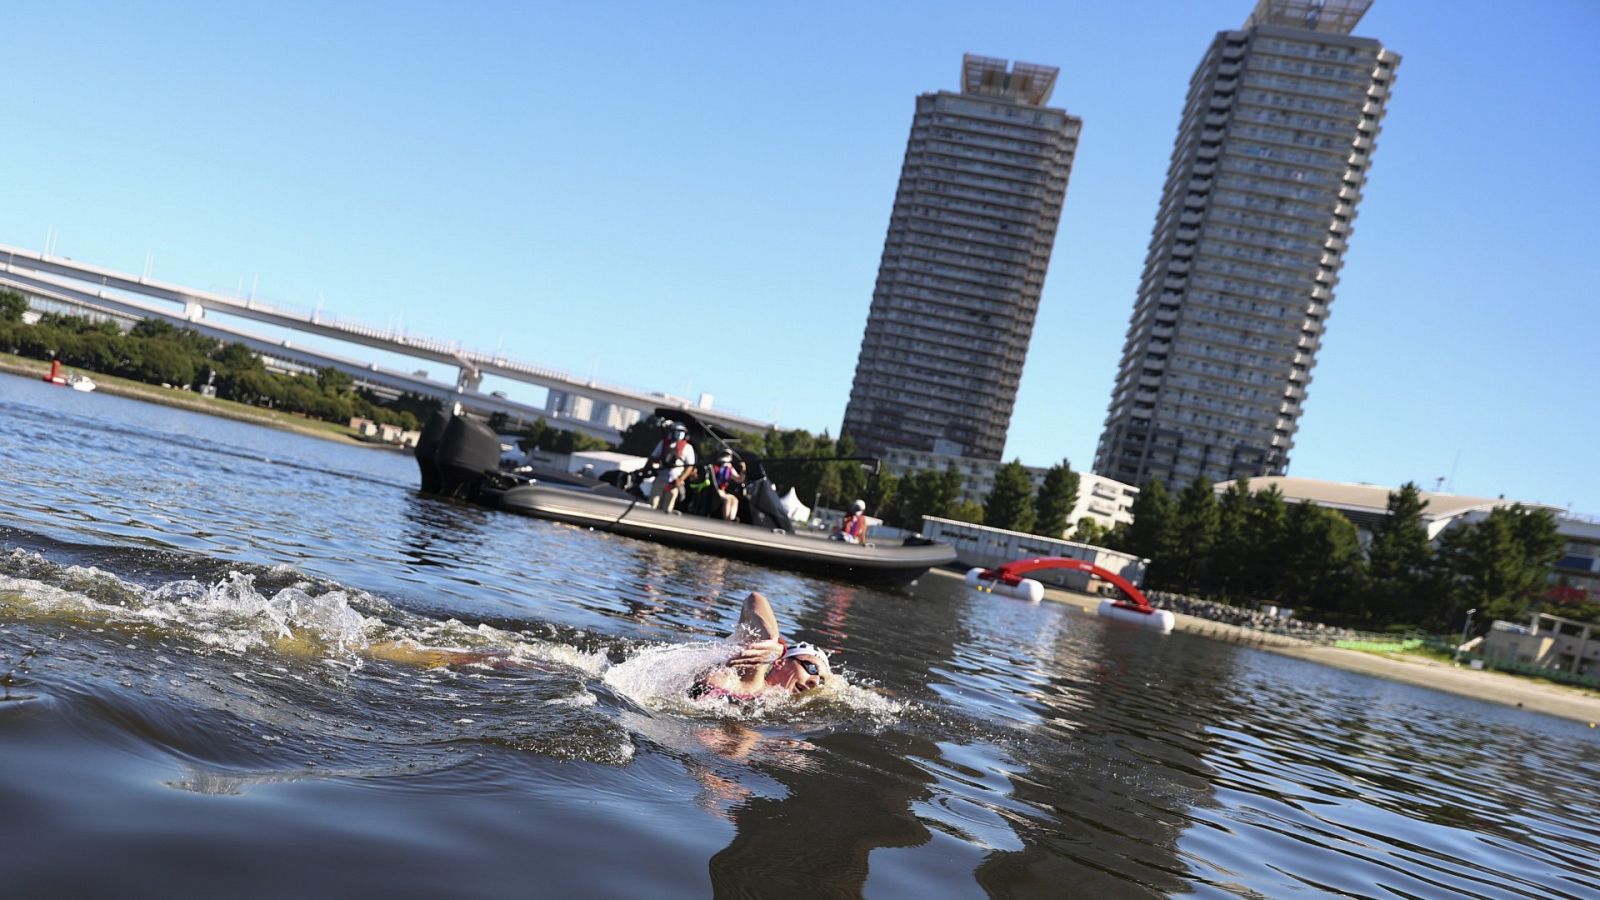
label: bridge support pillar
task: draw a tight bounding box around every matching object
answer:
[456,366,482,392]
[184,300,204,321]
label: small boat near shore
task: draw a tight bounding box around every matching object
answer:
[413,408,955,585]
[41,359,96,392]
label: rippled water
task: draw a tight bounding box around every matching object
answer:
[2,374,1597,898]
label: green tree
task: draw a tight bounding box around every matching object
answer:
[1278,502,1363,615]
[948,500,985,524]
[1123,479,1177,588]
[1240,485,1289,600]
[1361,482,1434,624]
[885,465,963,530]
[0,289,27,322]
[1168,477,1219,592]
[1073,516,1111,546]
[1434,505,1563,631]
[984,460,1037,533]
[1209,479,1254,599]
[1032,458,1079,538]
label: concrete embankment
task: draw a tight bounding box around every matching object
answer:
[925,567,1600,726]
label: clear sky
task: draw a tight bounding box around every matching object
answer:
[5,1,1598,515]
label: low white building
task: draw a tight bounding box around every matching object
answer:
[880,448,1137,536]
[919,517,1147,591]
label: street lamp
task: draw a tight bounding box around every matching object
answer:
[1454,607,1478,666]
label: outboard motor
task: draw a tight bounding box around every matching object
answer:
[740,460,794,534]
[434,414,501,500]
[414,409,452,493]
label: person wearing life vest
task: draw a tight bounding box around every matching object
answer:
[647,421,696,512]
[833,499,869,544]
[710,450,745,521]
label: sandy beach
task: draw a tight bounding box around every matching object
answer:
[926,568,1600,726]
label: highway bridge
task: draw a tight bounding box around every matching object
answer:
[0,243,774,438]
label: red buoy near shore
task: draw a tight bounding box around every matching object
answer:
[43,359,66,385]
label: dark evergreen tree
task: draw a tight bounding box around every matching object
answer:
[984,460,1037,533]
[1169,477,1219,593]
[1032,458,1079,538]
[1210,478,1254,599]
[1361,482,1434,624]
[1123,479,1178,588]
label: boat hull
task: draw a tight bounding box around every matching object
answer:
[498,483,954,585]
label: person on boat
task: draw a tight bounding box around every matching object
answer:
[832,499,869,544]
[689,591,831,703]
[646,420,696,512]
[710,450,744,521]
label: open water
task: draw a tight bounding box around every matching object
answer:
[2,373,1598,898]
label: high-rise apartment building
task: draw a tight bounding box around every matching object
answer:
[1095,0,1398,489]
[841,55,1080,461]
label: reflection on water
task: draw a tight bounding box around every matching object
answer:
[3,373,1600,898]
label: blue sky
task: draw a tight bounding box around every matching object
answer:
[5,1,1597,515]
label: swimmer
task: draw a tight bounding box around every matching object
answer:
[689,591,831,703]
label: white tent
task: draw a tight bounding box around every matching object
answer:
[779,487,811,523]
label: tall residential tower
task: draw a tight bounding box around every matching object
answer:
[1094,0,1398,489]
[842,55,1080,461]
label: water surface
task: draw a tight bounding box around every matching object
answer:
[2,374,1597,898]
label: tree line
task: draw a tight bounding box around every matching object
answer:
[1,290,435,430]
[1113,477,1577,633]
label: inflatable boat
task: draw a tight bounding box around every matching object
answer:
[414,409,956,586]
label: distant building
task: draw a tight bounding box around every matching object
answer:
[881,447,1136,535]
[842,54,1081,461]
[547,389,642,431]
[1482,612,1600,679]
[1096,0,1400,490]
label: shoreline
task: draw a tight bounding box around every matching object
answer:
[1,360,396,450]
[923,567,1600,725]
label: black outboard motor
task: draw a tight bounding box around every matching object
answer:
[414,409,452,493]
[434,414,501,500]
[740,459,794,534]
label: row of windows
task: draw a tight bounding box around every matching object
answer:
[922,129,1068,167]
[893,260,1033,296]
[928,120,1062,156]
[898,243,1033,280]
[1169,338,1288,375]
[1215,172,1339,204]
[901,226,1038,267]
[934,99,1068,136]
[1206,202,1328,237]
[921,131,1068,171]
[1232,100,1365,136]
[1227,139,1347,171]
[909,191,1048,225]
[1192,255,1315,290]
[1203,222,1322,254]
[1165,369,1280,404]
[1195,237,1316,272]
[1230,120,1347,152]
[915,150,1064,193]
[1211,188,1330,223]
[1253,36,1380,65]
[914,173,1052,214]
[1241,70,1370,102]
[1248,52,1379,85]
[1188,271,1305,306]
[1218,156,1343,191]
[1177,319,1299,355]
[899,210,1042,253]
[1235,86,1365,120]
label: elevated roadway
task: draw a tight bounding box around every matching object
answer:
[0,243,773,436]
[0,266,624,442]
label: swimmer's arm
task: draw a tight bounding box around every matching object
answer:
[726,638,782,668]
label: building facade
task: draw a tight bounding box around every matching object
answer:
[881,447,1137,536]
[1095,0,1399,490]
[842,54,1080,461]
